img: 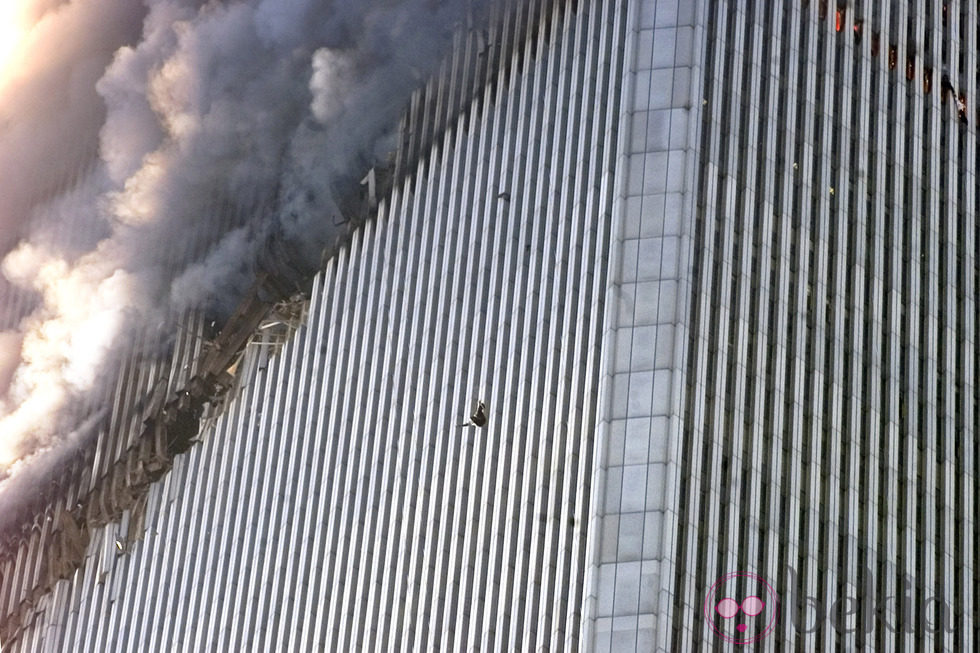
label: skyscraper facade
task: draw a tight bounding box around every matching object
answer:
[1,0,629,650]
[664,1,977,650]
[1,1,978,651]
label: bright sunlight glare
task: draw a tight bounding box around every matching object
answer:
[0,3,29,83]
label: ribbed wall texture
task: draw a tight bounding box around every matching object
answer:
[5,1,980,651]
[1,0,629,650]
[668,0,979,650]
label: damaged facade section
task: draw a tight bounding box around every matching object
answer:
[0,186,374,647]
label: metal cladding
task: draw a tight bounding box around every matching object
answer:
[2,0,979,651]
[1,0,627,650]
[661,1,979,650]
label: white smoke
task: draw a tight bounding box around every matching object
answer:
[0,0,483,502]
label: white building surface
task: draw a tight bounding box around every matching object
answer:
[1,1,978,651]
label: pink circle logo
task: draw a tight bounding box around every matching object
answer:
[703,571,778,644]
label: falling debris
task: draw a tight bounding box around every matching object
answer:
[0,0,488,483]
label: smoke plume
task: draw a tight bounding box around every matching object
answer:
[0,0,482,512]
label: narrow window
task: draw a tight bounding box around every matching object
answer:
[853,21,863,43]
[941,72,953,103]
[957,94,968,123]
[888,45,897,69]
[906,54,914,80]
[835,7,845,32]
[923,68,932,93]
[871,32,880,56]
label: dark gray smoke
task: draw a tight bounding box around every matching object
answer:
[0,0,484,500]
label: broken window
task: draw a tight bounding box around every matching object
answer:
[798,1,974,128]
